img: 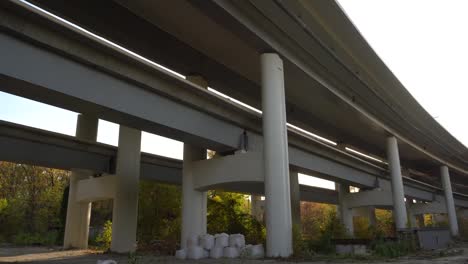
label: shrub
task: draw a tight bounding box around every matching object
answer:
[13,231,58,246]
[371,238,415,258]
[95,220,112,250]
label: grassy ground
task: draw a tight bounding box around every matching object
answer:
[0,245,467,264]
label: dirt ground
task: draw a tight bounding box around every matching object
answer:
[1,246,468,264]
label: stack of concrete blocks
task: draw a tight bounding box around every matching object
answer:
[175,233,264,260]
[335,243,368,255]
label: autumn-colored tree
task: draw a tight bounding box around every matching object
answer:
[0,161,69,244]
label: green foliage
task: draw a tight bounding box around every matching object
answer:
[95,220,112,250]
[136,181,181,253]
[308,210,347,254]
[0,162,69,245]
[128,252,140,264]
[292,223,310,258]
[371,238,416,258]
[0,198,7,213]
[207,191,265,244]
[13,231,59,246]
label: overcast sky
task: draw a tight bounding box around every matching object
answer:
[338,0,468,148]
[1,1,466,190]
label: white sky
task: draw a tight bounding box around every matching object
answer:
[1,1,466,190]
[337,0,468,148]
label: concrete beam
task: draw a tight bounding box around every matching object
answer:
[76,175,116,202]
[192,151,263,191]
[409,201,447,215]
[2,120,468,208]
[344,189,393,209]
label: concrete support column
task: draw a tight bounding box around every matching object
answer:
[368,206,377,227]
[290,170,301,229]
[251,195,264,222]
[338,184,354,236]
[261,53,292,257]
[386,136,407,230]
[416,214,425,228]
[110,126,141,253]
[63,114,98,249]
[441,166,459,237]
[180,75,208,249]
[181,144,207,249]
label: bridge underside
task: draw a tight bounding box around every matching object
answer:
[1,1,468,257]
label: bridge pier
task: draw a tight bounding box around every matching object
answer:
[386,136,408,230]
[261,53,292,257]
[110,126,142,253]
[181,144,207,249]
[337,184,354,236]
[179,75,209,249]
[441,166,459,237]
[251,195,264,222]
[290,170,301,229]
[63,114,98,249]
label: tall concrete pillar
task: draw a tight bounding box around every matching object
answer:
[251,195,264,222]
[416,214,425,228]
[386,136,407,230]
[261,53,292,257]
[337,184,354,236]
[407,200,417,228]
[290,170,301,229]
[441,166,459,237]
[368,206,377,227]
[181,145,207,249]
[180,74,208,249]
[110,126,141,253]
[63,114,98,249]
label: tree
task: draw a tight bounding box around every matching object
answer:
[0,162,69,244]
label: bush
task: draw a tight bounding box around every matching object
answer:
[207,191,265,245]
[13,231,58,246]
[371,239,415,258]
[95,220,112,250]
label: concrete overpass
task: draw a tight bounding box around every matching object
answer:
[0,120,340,204]
[1,0,467,257]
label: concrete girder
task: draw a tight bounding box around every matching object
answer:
[408,201,447,216]
[192,151,263,191]
[344,189,393,209]
[2,120,468,208]
[76,175,117,202]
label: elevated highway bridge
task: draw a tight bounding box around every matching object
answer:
[0,0,467,257]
